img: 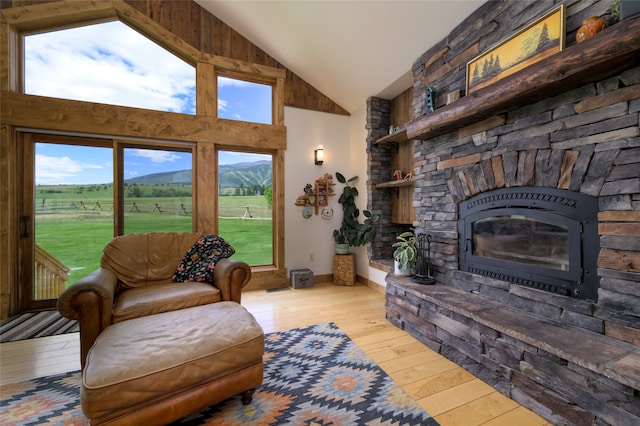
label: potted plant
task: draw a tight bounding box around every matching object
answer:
[333,172,379,254]
[392,230,418,276]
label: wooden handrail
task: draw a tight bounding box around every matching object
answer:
[35,244,69,299]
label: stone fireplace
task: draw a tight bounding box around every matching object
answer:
[367,1,639,424]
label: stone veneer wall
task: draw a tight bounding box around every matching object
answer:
[372,0,639,424]
[367,98,409,260]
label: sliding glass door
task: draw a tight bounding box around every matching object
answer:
[20,135,194,312]
[21,137,113,311]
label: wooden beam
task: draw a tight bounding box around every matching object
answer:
[0,0,116,32]
[407,15,640,141]
[207,54,286,81]
[113,0,203,65]
[196,62,216,117]
[1,92,287,149]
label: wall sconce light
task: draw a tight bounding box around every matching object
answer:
[314,145,324,165]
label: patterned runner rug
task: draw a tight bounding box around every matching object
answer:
[0,310,78,343]
[0,322,438,425]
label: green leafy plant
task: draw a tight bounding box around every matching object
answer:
[612,0,622,18]
[333,172,379,247]
[392,230,418,272]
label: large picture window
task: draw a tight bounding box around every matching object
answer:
[5,1,286,314]
[218,150,273,265]
[24,20,196,114]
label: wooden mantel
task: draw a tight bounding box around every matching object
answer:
[407,15,640,141]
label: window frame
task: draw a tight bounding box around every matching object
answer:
[216,70,275,125]
[1,0,289,300]
[216,146,277,267]
[116,141,197,235]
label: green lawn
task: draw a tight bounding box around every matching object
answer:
[35,188,272,286]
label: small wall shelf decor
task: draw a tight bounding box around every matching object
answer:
[372,131,415,188]
[375,178,414,189]
[294,173,335,216]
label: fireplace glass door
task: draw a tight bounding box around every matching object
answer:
[464,207,582,284]
[473,213,569,271]
[458,187,599,301]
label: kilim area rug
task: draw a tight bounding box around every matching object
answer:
[0,322,438,425]
[0,310,79,343]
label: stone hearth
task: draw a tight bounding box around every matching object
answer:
[368,1,639,424]
[386,276,639,425]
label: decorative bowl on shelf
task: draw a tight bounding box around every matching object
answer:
[576,16,605,43]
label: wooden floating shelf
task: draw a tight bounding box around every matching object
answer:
[374,129,407,145]
[405,15,640,141]
[375,178,414,189]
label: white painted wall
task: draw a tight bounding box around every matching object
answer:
[284,105,387,288]
[284,107,350,276]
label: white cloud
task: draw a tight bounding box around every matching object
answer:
[218,76,252,88]
[128,149,181,163]
[24,20,195,114]
[35,154,105,184]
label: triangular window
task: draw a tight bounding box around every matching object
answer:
[24,20,196,114]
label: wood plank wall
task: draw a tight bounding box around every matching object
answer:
[1,0,350,116]
[390,88,414,224]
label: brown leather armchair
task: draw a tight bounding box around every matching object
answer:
[57,232,251,368]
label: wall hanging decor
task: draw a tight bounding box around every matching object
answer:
[294,173,335,215]
[302,205,313,219]
[321,206,333,220]
[466,4,565,94]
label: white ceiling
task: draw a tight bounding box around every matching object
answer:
[196,0,484,113]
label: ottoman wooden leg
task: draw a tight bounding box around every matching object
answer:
[241,388,256,405]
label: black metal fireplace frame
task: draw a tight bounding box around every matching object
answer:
[458,187,600,301]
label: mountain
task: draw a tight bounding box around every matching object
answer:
[125,169,192,185]
[218,162,272,188]
[124,161,272,188]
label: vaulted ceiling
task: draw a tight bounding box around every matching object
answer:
[196,1,484,113]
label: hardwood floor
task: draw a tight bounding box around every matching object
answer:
[0,281,550,425]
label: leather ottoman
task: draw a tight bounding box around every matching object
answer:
[80,302,264,425]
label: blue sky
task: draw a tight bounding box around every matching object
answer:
[34,144,270,185]
[27,20,271,185]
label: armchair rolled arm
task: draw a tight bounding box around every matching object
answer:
[213,258,251,303]
[57,268,118,369]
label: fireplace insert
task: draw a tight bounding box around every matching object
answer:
[458,187,599,301]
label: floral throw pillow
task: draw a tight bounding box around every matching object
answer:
[173,234,235,283]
